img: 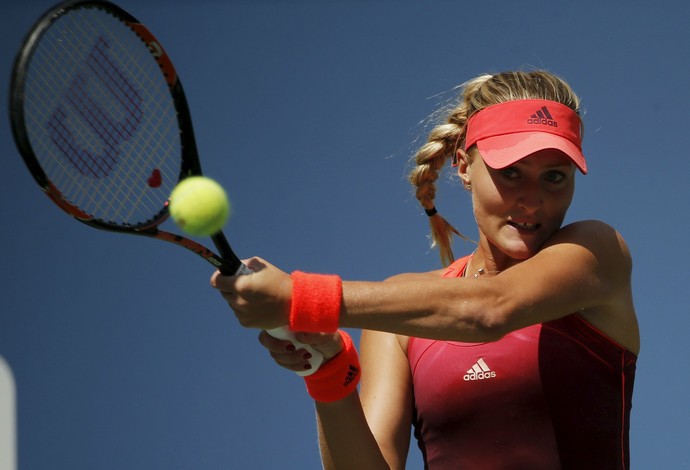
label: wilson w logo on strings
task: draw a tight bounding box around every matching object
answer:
[45,37,143,179]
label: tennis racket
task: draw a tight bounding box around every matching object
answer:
[9,0,323,375]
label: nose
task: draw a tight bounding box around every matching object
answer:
[517,181,542,215]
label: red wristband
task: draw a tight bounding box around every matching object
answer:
[304,330,360,403]
[289,271,342,333]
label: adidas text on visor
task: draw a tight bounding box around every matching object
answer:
[464,99,587,174]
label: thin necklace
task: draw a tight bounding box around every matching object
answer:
[467,253,500,278]
[473,268,500,278]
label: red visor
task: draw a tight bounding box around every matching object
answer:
[464,99,587,174]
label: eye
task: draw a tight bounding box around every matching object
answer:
[501,167,520,179]
[543,170,566,184]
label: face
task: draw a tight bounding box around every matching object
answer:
[459,147,576,268]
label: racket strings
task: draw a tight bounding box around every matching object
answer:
[22,6,182,227]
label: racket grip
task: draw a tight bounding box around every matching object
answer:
[234,263,324,376]
[266,327,324,377]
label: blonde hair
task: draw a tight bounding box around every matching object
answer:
[408,70,581,266]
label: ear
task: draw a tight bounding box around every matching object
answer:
[456,149,471,186]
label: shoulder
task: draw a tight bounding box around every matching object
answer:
[552,220,626,243]
[545,221,639,354]
[545,220,632,272]
[539,220,634,319]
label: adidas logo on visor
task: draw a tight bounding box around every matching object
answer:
[527,106,558,127]
[463,358,497,381]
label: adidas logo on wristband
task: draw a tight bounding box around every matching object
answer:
[343,365,359,387]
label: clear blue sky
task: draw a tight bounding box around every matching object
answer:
[1,1,689,468]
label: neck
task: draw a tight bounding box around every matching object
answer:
[470,240,521,276]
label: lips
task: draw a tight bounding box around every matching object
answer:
[508,221,540,231]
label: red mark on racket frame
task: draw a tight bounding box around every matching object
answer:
[46,37,143,179]
[147,169,162,188]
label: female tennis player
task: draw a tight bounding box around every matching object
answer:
[211,70,639,469]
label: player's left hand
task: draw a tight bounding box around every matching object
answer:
[258,331,343,373]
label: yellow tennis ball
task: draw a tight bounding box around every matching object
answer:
[168,176,230,236]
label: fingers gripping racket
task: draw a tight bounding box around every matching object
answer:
[9,0,323,375]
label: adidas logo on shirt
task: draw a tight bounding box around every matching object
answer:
[527,105,558,127]
[463,358,496,381]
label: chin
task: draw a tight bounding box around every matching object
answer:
[500,239,542,260]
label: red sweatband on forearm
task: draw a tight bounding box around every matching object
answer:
[289,271,342,333]
[304,330,360,403]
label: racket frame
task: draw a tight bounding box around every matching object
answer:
[9,0,241,275]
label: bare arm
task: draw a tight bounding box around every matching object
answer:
[215,220,638,353]
[338,221,638,352]
[316,393,390,470]
[255,330,394,469]
[315,331,414,470]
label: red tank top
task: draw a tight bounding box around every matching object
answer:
[408,256,637,469]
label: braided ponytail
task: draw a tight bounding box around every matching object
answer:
[408,123,465,267]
